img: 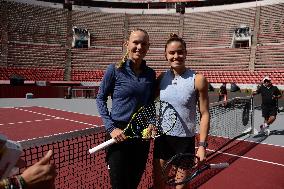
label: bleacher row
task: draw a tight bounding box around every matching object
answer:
[0,67,64,81]
[1,66,283,85]
[183,7,256,48]
[0,1,284,85]
[5,1,67,45]
[258,3,284,44]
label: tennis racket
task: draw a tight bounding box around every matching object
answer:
[162,153,229,186]
[89,100,177,154]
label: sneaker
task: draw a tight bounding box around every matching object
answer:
[264,128,270,136]
[259,124,264,133]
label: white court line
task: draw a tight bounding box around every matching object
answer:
[37,105,101,117]
[255,142,284,148]
[206,148,284,167]
[4,119,53,125]
[13,107,101,128]
[1,105,101,117]
[16,126,103,143]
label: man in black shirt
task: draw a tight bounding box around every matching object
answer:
[252,76,282,135]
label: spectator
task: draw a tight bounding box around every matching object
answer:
[219,82,228,106]
[85,87,91,98]
[67,86,72,99]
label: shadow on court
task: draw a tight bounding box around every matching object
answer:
[268,129,284,136]
[188,134,267,189]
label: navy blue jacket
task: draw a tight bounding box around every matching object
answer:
[96,60,156,133]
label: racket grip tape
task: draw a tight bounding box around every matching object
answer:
[209,163,229,169]
[89,138,116,154]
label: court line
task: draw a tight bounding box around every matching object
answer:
[207,148,284,167]
[0,119,53,125]
[13,107,102,127]
[255,141,284,148]
[17,126,104,144]
[37,105,101,117]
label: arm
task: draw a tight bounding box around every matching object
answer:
[272,88,282,99]
[96,65,127,142]
[218,86,223,95]
[154,72,164,99]
[96,64,116,133]
[0,150,56,189]
[195,74,210,162]
[21,150,56,189]
[252,84,262,96]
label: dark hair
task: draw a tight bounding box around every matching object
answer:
[164,33,186,52]
[116,29,149,69]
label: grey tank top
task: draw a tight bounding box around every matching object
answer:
[160,69,197,137]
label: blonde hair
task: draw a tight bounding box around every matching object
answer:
[116,51,129,69]
[116,28,149,69]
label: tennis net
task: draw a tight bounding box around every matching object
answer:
[196,96,254,144]
[17,97,254,188]
[191,96,257,188]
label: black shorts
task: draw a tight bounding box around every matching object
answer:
[153,135,195,161]
[262,105,278,119]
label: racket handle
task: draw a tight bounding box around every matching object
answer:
[209,163,229,169]
[89,138,116,154]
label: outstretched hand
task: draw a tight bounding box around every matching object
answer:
[21,150,56,189]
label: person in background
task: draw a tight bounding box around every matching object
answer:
[96,28,156,189]
[218,82,228,106]
[252,76,282,135]
[85,87,92,98]
[67,86,72,99]
[0,150,56,189]
[153,33,210,189]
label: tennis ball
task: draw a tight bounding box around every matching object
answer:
[142,128,150,138]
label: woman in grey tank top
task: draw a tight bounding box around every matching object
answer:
[153,34,210,189]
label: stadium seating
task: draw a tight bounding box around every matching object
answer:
[0,67,64,81]
[255,45,284,70]
[258,3,284,45]
[5,1,67,45]
[71,47,122,71]
[0,1,283,85]
[183,7,256,48]
[7,43,66,69]
[200,70,284,85]
[72,10,125,48]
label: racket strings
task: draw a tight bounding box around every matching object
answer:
[130,101,177,138]
[155,102,177,136]
[130,103,157,138]
[164,154,199,185]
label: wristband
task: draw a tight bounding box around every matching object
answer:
[199,141,208,148]
[17,176,26,189]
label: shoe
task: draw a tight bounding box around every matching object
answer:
[259,125,264,133]
[264,128,270,136]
